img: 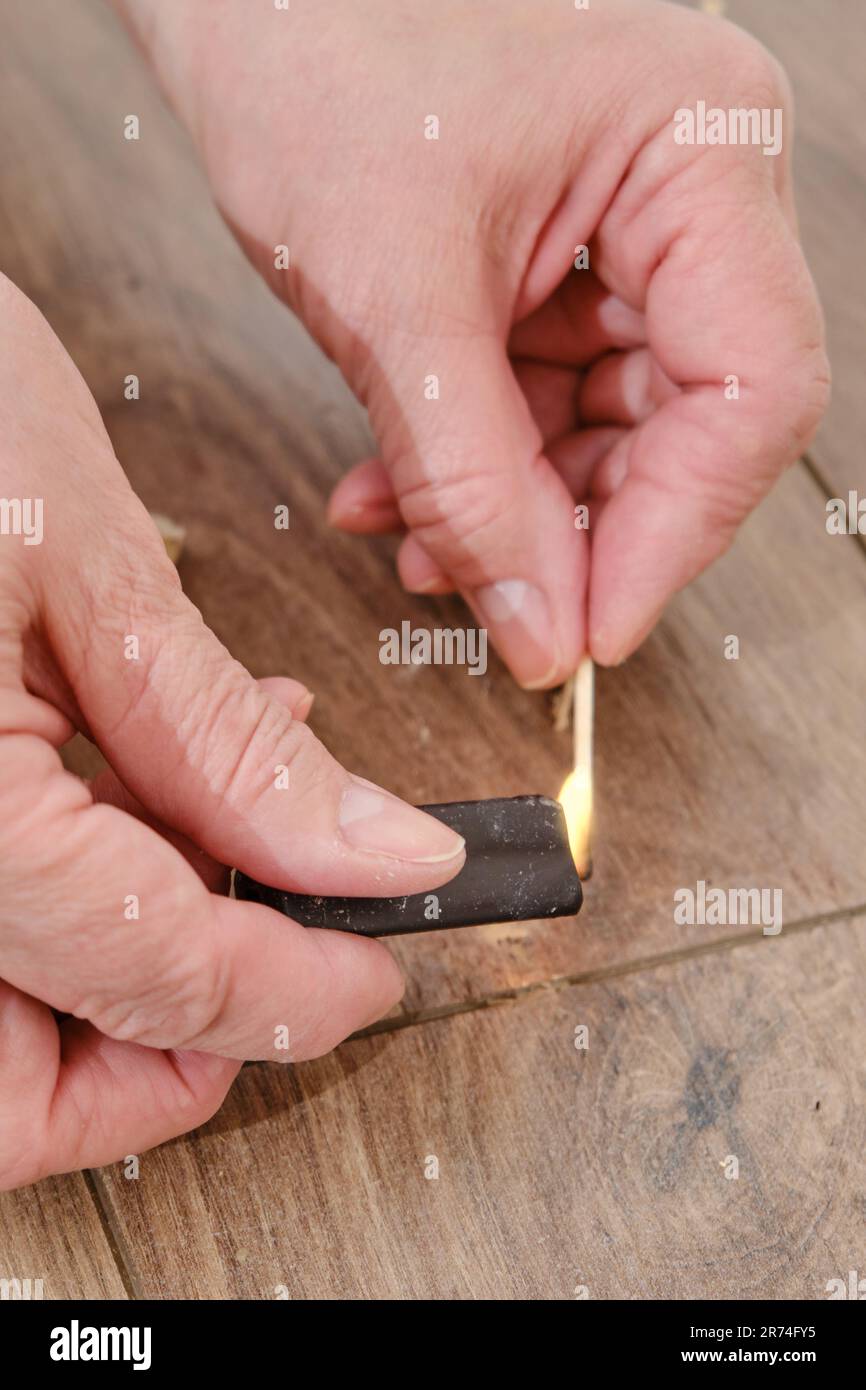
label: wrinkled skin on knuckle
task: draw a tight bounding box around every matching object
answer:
[180,669,314,811]
[159,1055,230,1126]
[762,348,832,460]
[40,517,186,754]
[713,21,790,110]
[256,714,343,811]
[396,459,520,567]
[654,3,788,112]
[83,928,227,1052]
[71,582,225,784]
[798,348,832,438]
[67,519,182,648]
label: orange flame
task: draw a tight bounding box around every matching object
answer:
[558,766,593,879]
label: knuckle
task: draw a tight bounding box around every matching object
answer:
[88,934,229,1052]
[760,345,831,458]
[258,715,339,810]
[161,1058,227,1127]
[104,604,215,745]
[64,541,187,719]
[713,23,789,105]
[397,459,516,565]
[187,675,314,807]
[789,353,831,453]
[81,515,183,633]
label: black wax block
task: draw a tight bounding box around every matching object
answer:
[234,795,582,937]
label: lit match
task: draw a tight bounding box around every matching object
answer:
[558,655,594,879]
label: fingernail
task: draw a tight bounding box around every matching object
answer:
[589,628,623,666]
[591,599,665,667]
[294,689,315,720]
[404,576,451,595]
[339,777,465,863]
[472,579,560,689]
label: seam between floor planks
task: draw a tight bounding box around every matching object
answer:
[353,899,866,1040]
[801,449,866,564]
[81,1169,141,1301]
[80,897,866,1298]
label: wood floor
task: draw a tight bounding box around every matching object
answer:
[1,0,864,1299]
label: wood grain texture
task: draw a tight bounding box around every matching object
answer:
[92,916,866,1299]
[691,0,866,494]
[1,0,864,1302]
[0,1175,128,1299]
[1,1,864,1021]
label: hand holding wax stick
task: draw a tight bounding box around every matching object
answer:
[236,661,593,934]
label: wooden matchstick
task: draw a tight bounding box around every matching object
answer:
[573,655,594,877]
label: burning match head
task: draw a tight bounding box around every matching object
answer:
[558,766,593,881]
[560,653,595,880]
[235,796,583,936]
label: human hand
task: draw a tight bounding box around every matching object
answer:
[117,0,829,685]
[0,277,464,1189]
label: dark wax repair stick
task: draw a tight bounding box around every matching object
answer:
[235,796,583,937]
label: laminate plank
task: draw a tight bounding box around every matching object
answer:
[0,1175,128,1299]
[92,915,866,1299]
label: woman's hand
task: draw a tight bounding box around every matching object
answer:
[0,276,464,1189]
[117,0,829,684]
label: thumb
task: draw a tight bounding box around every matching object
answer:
[44,513,466,896]
[360,323,585,689]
